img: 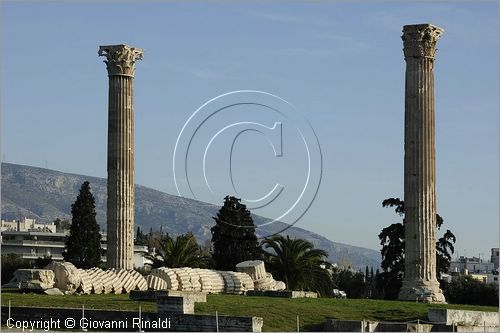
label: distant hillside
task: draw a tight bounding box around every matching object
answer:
[1,162,381,269]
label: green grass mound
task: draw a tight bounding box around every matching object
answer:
[2,291,497,332]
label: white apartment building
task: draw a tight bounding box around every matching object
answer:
[449,256,495,275]
[1,217,56,233]
[491,248,499,270]
[1,218,149,268]
[448,250,499,285]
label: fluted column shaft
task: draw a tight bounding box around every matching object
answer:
[99,45,143,270]
[404,57,437,281]
[399,24,446,303]
[107,75,135,269]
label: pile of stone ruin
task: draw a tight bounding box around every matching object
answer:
[2,260,286,296]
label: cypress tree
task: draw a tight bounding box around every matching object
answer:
[211,196,261,270]
[63,181,102,268]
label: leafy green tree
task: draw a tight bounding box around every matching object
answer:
[366,266,380,298]
[1,254,31,285]
[263,235,333,296]
[146,232,208,268]
[54,218,71,233]
[199,239,214,267]
[378,198,406,299]
[362,266,378,298]
[63,181,102,269]
[442,275,498,306]
[331,267,367,298]
[436,221,457,277]
[135,226,148,246]
[211,196,262,270]
[142,228,167,250]
[378,197,456,299]
[33,256,53,269]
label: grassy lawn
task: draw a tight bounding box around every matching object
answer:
[196,295,498,331]
[1,290,497,331]
[1,290,157,313]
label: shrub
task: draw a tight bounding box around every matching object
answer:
[1,254,31,285]
[332,268,367,298]
[442,275,499,306]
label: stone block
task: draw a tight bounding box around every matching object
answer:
[103,270,123,294]
[428,309,499,327]
[129,290,168,301]
[1,281,20,289]
[196,269,215,292]
[151,267,179,290]
[454,324,499,332]
[113,269,135,293]
[43,288,64,295]
[324,319,365,332]
[127,269,148,291]
[208,271,225,293]
[186,269,202,292]
[157,295,195,315]
[88,268,108,294]
[13,269,55,290]
[45,262,81,293]
[236,260,267,281]
[246,290,317,298]
[146,274,168,290]
[76,269,92,294]
[235,272,255,292]
[164,290,207,303]
[91,268,113,294]
[273,281,286,290]
[174,269,194,291]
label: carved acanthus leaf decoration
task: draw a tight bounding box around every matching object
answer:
[98,44,144,77]
[402,24,444,59]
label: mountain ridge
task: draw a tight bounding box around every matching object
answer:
[1,162,381,269]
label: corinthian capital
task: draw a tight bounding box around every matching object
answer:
[402,24,444,59]
[98,44,144,77]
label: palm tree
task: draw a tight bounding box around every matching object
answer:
[262,235,333,296]
[145,232,209,268]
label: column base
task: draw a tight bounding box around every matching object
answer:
[398,279,446,303]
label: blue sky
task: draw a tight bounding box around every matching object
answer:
[2,2,498,259]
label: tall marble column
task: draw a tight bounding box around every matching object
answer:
[98,44,143,269]
[398,24,446,303]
